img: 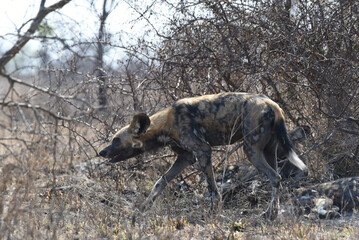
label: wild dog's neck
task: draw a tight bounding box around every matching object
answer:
[140,130,171,152]
[139,107,174,151]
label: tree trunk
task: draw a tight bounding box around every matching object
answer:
[97,0,109,108]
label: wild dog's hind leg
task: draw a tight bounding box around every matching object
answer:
[243,117,281,219]
[140,150,195,211]
[244,142,281,219]
[263,139,278,171]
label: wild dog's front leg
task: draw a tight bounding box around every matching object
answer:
[187,141,221,208]
[140,150,194,211]
[180,130,220,207]
[195,149,221,208]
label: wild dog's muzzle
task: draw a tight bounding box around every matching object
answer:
[99,147,122,163]
[99,145,143,163]
[99,147,110,158]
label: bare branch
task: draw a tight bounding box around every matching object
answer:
[0,101,72,121]
[0,0,71,71]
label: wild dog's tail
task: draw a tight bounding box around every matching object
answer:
[274,117,307,171]
[266,99,307,171]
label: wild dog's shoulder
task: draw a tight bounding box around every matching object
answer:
[148,107,175,131]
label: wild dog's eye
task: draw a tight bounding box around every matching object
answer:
[112,138,120,145]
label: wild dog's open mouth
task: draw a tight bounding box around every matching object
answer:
[109,154,121,163]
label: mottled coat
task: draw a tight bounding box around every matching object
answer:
[99,92,307,219]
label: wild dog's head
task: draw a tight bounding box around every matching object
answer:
[99,113,150,163]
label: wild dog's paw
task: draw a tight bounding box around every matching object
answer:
[203,191,222,210]
[139,199,152,212]
[262,208,278,220]
[139,202,148,212]
[262,198,279,220]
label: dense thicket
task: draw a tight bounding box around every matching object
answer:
[148,0,359,178]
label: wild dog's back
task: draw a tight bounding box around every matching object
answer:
[172,92,274,146]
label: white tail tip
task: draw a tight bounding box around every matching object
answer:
[288,151,307,171]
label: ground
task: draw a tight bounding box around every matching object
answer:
[2,152,358,239]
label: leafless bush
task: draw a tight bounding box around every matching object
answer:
[142,0,359,178]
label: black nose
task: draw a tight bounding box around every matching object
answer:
[99,149,107,157]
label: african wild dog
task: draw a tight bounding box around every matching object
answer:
[99,92,307,219]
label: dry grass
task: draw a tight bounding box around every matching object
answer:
[1,137,359,240]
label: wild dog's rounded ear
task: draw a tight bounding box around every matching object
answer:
[130,113,150,135]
